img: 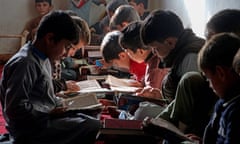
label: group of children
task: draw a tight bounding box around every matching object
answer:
[0,0,240,143]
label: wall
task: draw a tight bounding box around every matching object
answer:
[0,0,68,61]
[148,0,240,37]
[0,0,240,60]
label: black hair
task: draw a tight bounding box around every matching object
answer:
[106,0,128,14]
[141,9,184,45]
[36,10,80,45]
[100,31,124,63]
[128,0,148,9]
[109,5,140,30]
[206,9,240,39]
[119,21,148,52]
[35,0,52,6]
[198,33,240,72]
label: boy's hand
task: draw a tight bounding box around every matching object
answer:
[136,87,163,99]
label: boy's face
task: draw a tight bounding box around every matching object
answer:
[35,2,52,16]
[202,67,228,98]
[65,40,85,57]
[149,41,172,59]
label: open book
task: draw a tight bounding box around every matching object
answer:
[76,79,110,93]
[62,93,102,110]
[142,117,193,143]
[105,75,140,93]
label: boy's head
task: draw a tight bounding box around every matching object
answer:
[205,9,240,40]
[35,0,53,16]
[198,33,240,97]
[204,9,240,77]
[140,9,184,59]
[141,9,184,45]
[35,10,80,61]
[100,30,130,69]
[119,21,150,63]
[128,0,148,16]
[110,5,140,31]
[65,16,91,57]
[106,0,128,18]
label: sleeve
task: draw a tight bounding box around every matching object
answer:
[177,53,199,76]
[4,60,48,122]
[52,79,67,93]
[225,105,240,144]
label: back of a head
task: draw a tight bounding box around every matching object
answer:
[110,5,140,30]
[106,0,128,15]
[36,10,80,45]
[206,9,240,39]
[128,0,148,9]
[198,33,240,72]
[141,9,184,45]
[71,16,91,45]
[100,31,123,63]
[120,21,147,52]
[35,0,52,6]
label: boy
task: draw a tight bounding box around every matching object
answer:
[101,30,146,83]
[128,0,149,20]
[119,21,169,98]
[110,5,140,30]
[199,33,240,144]
[156,9,240,141]
[23,0,53,42]
[140,9,205,102]
[52,15,91,92]
[0,10,101,144]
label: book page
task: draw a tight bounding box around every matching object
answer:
[76,79,110,93]
[105,75,136,87]
[62,93,102,110]
[77,79,101,90]
[105,75,140,93]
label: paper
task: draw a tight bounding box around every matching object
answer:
[76,79,110,93]
[62,93,102,110]
[105,75,140,93]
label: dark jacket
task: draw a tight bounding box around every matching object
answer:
[160,29,205,102]
[203,83,240,144]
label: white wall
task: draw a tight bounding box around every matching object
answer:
[0,0,240,56]
[0,0,69,54]
[148,0,240,38]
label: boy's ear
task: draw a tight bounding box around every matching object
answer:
[118,51,127,59]
[121,22,129,28]
[45,33,55,45]
[215,66,228,81]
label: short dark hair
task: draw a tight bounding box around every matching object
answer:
[141,9,184,45]
[110,5,140,30]
[206,9,240,39]
[106,0,128,14]
[36,10,80,45]
[128,0,148,9]
[100,31,124,63]
[35,0,52,6]
[198,33,240,72]
[119,21,148,52]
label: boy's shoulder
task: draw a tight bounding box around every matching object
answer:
[24,16,42,31]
